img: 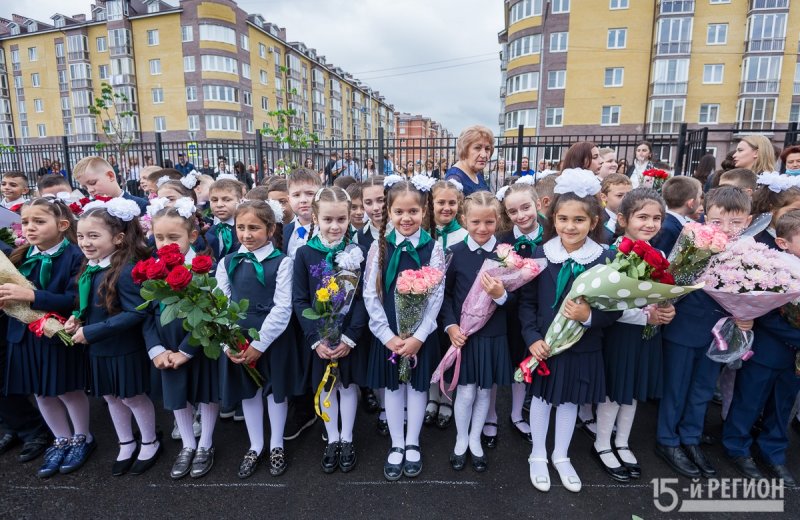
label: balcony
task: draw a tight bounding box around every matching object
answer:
[19,112,27,122]
[15,88,24,98]
[312,79,324,89]
[648,121,682,134]
[56,56,65,66]
[110,74,136,86]
[59,82,68,92]
[655,41,691,55]
[287,68,301,80]
[740,80,780,94]
[0,113,12,123]
[498,113,505,125]
[652,81,688,95]
[746,38,785,52]
[312,101,325,112]
[737,120,775,131]
[71,78,92,89]
[61,109,71,119]
[12,62,20,71]
[75,133,98,143]
[500,59,507,71]
[660,0,694,14]
[750,0,789,10]
[110,45,132,57]
[500,86,506,98]
[0,87,8,98]
[68,51,89,61]
[117,102,138,113]
[794,82,800,96]
[74,106,92,116]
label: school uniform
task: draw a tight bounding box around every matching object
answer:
[364,228,446,392]
[81,258,150,399]
[435,222,468,252]
[602,310,663,405]
[4,241,85,397]
[442,237,512,388]
[216,243,296,407]
[355,222,378,250]
[121,192,148,215]
[142,249,220,411]
[205,217,239,261]
[651,211,688,256]
[1,197,26,211]
[284,219,311,261]
[599,208,616,246]
[519,238,621,406]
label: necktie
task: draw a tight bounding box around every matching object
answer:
[73,264,108,320]
[19,239,69,288]
[552,259,586,309]
[437,219,462,250]
[226,249,282,286]
[216,223,233,256]
[514,226,543,253]
[305,235,346,270]
[384,229,432,292]
[297,226,307,240]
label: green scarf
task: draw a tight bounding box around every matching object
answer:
[514,225,543,253]
[384,229,432,292]
[215,223,233,256]
[18,239,70,289]
[552,259,586,309]
[226,249,282,286]
[437,219,462,250]
[305,235,346,270]
[72,263,109,320]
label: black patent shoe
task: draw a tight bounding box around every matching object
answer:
[683,444,717,478]
[729,455,765,480]
[362,387,381,414]
[0,433,20,456]
[424,400,439,426]
[436,404,453,430]
[471,452,488,473]
[238,450,260,479]
[592,446,630,483]
[481,422,498,449]
[112,439,139,476]
[170,447,195,479]
[129,434,163,476]
[614,446,641,479]
[383,447,404,481]
[578,418,597,442]
[190,447,215,478]
[403,445,422,478]
[321,442,340,474]
[510,417,533,444]
[654,444,700,479]
[18,434,51,463]
[269,447,287,476]
[763,462,797,488]
[449,451,466,471]
[376,411,389,437]
[339,441,356,473]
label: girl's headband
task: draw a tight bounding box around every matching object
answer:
[554,168,601,197]
[82,197,141,222]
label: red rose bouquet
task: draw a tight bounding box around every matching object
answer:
[133,243,264,386]
[641,168,670,193]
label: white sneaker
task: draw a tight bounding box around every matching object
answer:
[553,458,582,493]
[528,456,550,492]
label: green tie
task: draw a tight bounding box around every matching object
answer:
[18,239,70,289]
[384,229,432,292]
[227,249,282,286]
[72,264,108,320]
[305,235,346,270]
[552,259,586,309]
[514,226,543,253]
[216,223,233,256]
[437,219,462,250]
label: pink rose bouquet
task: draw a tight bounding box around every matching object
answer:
[667,222,729,285]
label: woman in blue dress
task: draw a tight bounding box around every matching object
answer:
[445,125,493,196]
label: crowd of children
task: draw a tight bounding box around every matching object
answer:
[1,129,799,492]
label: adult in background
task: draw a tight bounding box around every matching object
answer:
[781,145,800,175]
[404,161,415,179]
[125,156,142,196]
[597,147,618,180]
[733,135,775,175]
[214,156,229,176]
[630,141,654,187]
[334,150,361,180]
[233,161,254,189]
[49,160,67,178]
[518,156,534,176]
[36,158,51,177]
[324,151,338,185]
[175,152,196,176]
[445,124,492,196]
[383,152,395,174]
[433,158,449,180]
[490,157,508,191]
[198,157,214,177]
[363,157,378,178]
[617,159,629,177]
[421,159,435,177]
[692,154,717,190]
[561,141,603,174]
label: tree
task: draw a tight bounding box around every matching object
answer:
[88,82,138,161]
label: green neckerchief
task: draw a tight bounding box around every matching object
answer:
[514,225,543,252]
[305,235,347,270]
[18,239,70,289]
[226,248,282,286]
[552,259,586,309]
[384,229,432,292]
[437,219,462,250]
[216,223,233,256]
[72,263,109,320]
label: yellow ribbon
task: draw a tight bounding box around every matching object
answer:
[314,360,339,422]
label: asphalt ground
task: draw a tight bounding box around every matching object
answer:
[1,388,798,519]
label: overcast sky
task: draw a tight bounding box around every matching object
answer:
[1,0,503,135]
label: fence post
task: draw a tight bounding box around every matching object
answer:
[154,133,164,167]
[255,131,263,184]
[62,136,74,187]
[674,123,688,176]
[515,124,524,176]
[784,122,798,150]
[377,127,385,178]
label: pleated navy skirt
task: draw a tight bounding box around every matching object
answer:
[506,303,529,366]
[527,348,605,406]
[5,334,88,397]
[90,350,150,398]
[603,323,663,405]
[161,352,221,410]
[367,335,440,392]
[457,335,512,389]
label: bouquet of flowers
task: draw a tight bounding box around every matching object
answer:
[698,237,800,367]
[514,249,702,383]
[392,265,445,383]
[641,168,670,193]
[0,251,72,346]
[0,222,25,248]
[431,244,546,399]
[133,243,264,386]
[667,222,729,285]
[301,245,364,421]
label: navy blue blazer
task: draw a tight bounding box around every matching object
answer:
[518,245,621,353]
[754,229,778,250]
[752,309,800,370]
[205,223,240,260]
[651,213,683,255]
[6,244,83,344]
[661,290,725,349]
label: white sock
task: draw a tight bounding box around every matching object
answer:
[174,405,197,450]
[454,384,476,456]
[528,397,551,476]
[482,385,498,436]
[59,390,92,443]
[510,383,531,434]
[594,398,621,468]
[104,395,135,461]
[384,386,406,464]
[266,393,287,451]
[122,394,159,459]
[469,387,491,457]
[197,402,219,450]
[428,383,440,413]
[321,385,341,443]
[552,403,579,482]
[377,388,387,421]
[339,385,358,443]
[242,389,264,455]
[404,387,427,463]
[614,401,638,465]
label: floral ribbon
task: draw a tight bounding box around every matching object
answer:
[18,239,70,289]
[518,356,551,383]
[431,345,461,401]
[384,229,432,292]
[314,360,338,422]
[552,259,586,309]
[28,312,66,337]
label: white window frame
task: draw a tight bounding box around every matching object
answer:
[610,0,629,9]
[181,26,193,42]
[552,0,570,14]
[260,70,268,85]
[703,64,724,84]
[28,47,37,62]
[152,88,164,104]
[154,116,166,133]
[547,70,566,90]
[37,124,46,138]
[147,29,159,46]
[98,65,109,80]
[188,114,200,131]
[699,103,720,124]
[604,67,624,87]
[198,24,236,46]
[242,63,251,79]
[508,34,542,59]
[184,56,196,73]
[31,73,40,88]
[607,28,627,49]
[550,32,568,53]
[149,59,161,75]
[545,107,564,127]
[240,34,249,51]
[96,36,107,52]
[507,72,539,94]
[34,99,44,112]
[510,0,543,24]
[601,105,621,126]
[707,24,728,45]
[736,97,776,130]
[186,86,197,102]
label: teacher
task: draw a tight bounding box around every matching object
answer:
[446,125,492,196]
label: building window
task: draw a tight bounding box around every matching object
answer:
[510,0,543,24]
[106,0,127,21]
[661,0,695,13]
[31,73,40,87]
[790,103,800,123]
[604,67,624,87]
[14,76,22,90]
[545,107,564,127]
[147,2,160,13]
[186,86,197,101]
[751,0,788,8]
[547,70,566,89]
[505,109,538,129]
[656,17,693,54]
[607,28,627,49]
[653,59,689,94]
[610,0,629,8]
[506,72,539,94]
[181,26,193,42]
[259,43,267,59]
[198,24,236,46]
[204,114,240,132]
[152,88,164,104]
[147,30,159,46]
[601,105,621,126]
[96,36,107,52]
[99,65,109,80]
[188,115,200,131]
[737,97,776,131]
[243,91,252,106]
[241,34,249,51]
[202,85,239,103]
[154,117,166,133]
[707,24,727,45]
[261,96,269,110]
[34,99,44,112]
[710,0,731,4]
[200,55,238,74]
[28,47,37,62]
[260,70,268,85]
[37,124,46,137]
[184,56,195,72]
[552,0,570,13]
[246,119,254,134]
[702,64,724,84]
[242,64,251,79]
[508,34,542,59]
[550,32,568,52]
[149,59,161,75]
[648,98,685,133]
[742,56,781,93]
[699,103,720,124]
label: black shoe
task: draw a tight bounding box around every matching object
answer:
[129,434,163,476]
[17,435,50,463]
[0,433,20,456]
[321,442,340,474]
[654,443,701,479]
[700,433,716,446]
[578,418,597,442]
[423,400,439,426]
[614,446,641,479]
[170,447,195,480]
[449,451,467,471]
[190,447,215,478]
[791,417,800,436]
[728,455,765,480]
[481,422,498,449]
[339,441,356,473]
[436,404,453,430]
[283,404,317,441]
[383,447,404,481]
[471,452,488,473]
[763,462,797,488]
[59,434,96,474]
[269,447,287,476]
[403,445,422,478]
[361,388,380,414]
[591,447,630,483]
[683,445,716,478]
[376,411,389,437]
[510,417,533,444]
[238,450,260,479]
[112,438,139,476]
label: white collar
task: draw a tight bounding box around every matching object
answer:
[292,217,311,231]
[513,223,540,240]
[319,236,343,248]
[542,237,604,265]
[31,240,65,256]
[184,248,197,262]
[213,216,235,226]
[2,197,25,207]
[605,207,616,220]
[236,242,275,261]
[368,220,393,240]
[666,209,690,225]
[467,235,496,252]
[395,227,421,247]
[88,253,114,268]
